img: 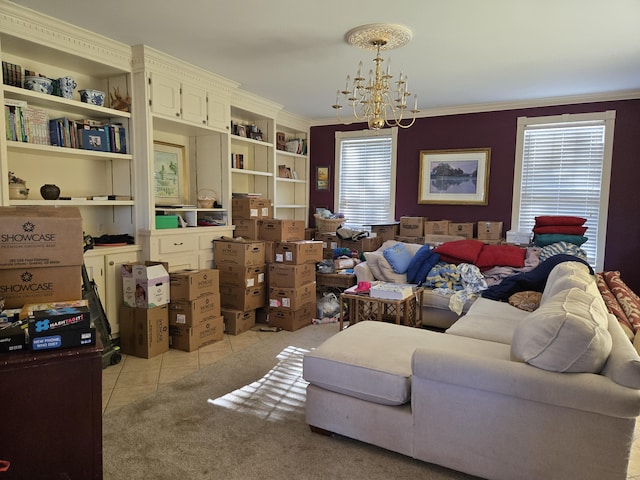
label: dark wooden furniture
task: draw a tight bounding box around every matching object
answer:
[0,344,103,479]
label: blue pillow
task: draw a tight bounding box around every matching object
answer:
[382,243,413,274]
[407,244,440,284]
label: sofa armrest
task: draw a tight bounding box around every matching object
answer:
[354,261,375,283]
[412,346,640,418]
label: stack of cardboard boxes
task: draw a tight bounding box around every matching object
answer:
[0,206,89,353]
[168,269,224,351]
[215,239,266,334]
[119,261,170,358]
[268,239,322,331]
[395,216,505,244]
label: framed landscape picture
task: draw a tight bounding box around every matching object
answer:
[154,141,187,205]
[316,166,330,191]
[418,148,491,205]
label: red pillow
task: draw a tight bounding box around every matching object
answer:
[596,273,634,339]
[476,244,526,269]
[533,225,588,235]
[534,215,586,227]
[602,271,640,332]
[433,239,484,264]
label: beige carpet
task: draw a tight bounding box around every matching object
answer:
[102,323,479,480]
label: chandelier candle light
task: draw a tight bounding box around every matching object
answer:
[332,23,419,130]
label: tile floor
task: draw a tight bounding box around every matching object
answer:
[101,328,640,479]
[101,328,268,415]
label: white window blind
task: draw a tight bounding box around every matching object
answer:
[513,111,615,271]
[335,128,397,226]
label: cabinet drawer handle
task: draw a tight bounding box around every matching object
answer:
[174,242,184,246]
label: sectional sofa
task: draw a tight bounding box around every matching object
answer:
[303,261,640,480]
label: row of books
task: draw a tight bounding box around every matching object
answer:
[231,153,245,169]
[5,99,50,145]
[2,61,22,87]
[49,117,127,154]
[4,98,128,154]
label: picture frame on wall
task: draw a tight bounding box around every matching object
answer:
[418,148,491,205]
[316,166,330,191]
[154,141,187,205]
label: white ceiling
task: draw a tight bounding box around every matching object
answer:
[9,0,640,122]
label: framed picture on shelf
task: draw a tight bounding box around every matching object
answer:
[316,166,330,191]
[236,125,247,138]
[278,164,289,178]
[250,131,263,141]
[153,141,187,205]
[418,148,491,205]
[276,131,286,150]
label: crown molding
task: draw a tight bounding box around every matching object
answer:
[311,89,640,127]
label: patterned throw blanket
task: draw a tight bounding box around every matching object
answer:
[425,263,488,314]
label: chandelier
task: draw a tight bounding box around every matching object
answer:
[332,23,419,130]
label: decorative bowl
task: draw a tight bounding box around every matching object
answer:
[78,89,105,106]
[24,76,53,95]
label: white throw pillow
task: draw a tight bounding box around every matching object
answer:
[511,287,612,373]
[363,251,384,280]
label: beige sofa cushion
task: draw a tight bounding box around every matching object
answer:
[541,261,593,303]
[601,314,640,388]
[511,287,612,373]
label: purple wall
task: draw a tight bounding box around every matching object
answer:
[310,99,640,292]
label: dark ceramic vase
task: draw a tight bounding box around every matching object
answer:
[40,184,61,200]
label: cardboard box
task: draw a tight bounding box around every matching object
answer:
[232,198,273,219]
[232,219,261,239]
[399,216,425,237]
[213,240,265,266]
[369,282,414,300]
[169,268,219,301]
[268,282,316,310]
[268,263,316,288]
[169,315,224,352]
[477,221,504,240]
[315,233,339,250]
[221,308,256,335]
[0,322,26,353]
[264,240,276,264]
[448,222,475,239]
[304,228,316,240]
[273,240,323,264]
[424,220,451,235]
[0,265,82,309]
[268,303,314,331]
[370,224,399,242]
[28,306,91,336]
[339,236,383,253]
[259,219,305,242]
[30,327,95,351]
[118,304,169,359]
[0,206,83,269]
[168,293,221,326]
[394,236,426,244]
[216,263,266,288]
[219,285,266,311]
[506,230,532,245]
[122,262,170,308]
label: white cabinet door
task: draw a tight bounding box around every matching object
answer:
[150,73,181,118]
[208,94,230,131]
[182,84,208,125]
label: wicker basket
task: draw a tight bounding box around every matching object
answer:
[197,189,216,208]
[314,214,346,233]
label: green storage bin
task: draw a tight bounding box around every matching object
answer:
[155,215,179,229]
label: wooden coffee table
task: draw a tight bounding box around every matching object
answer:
[339,287,424,330]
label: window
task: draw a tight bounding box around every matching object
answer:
[512,111,616,271]
[334,128,397,226]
